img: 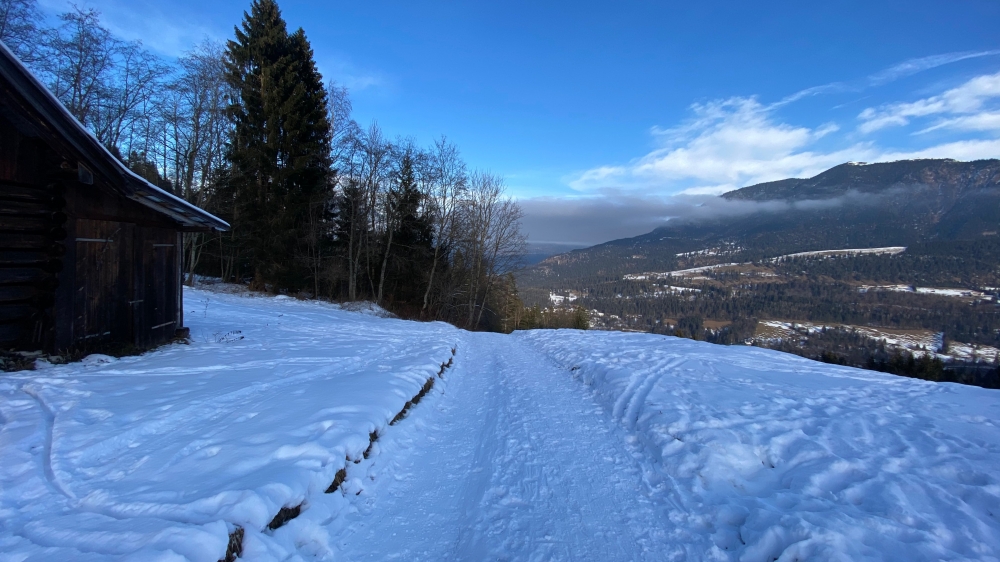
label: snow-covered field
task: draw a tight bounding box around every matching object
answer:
[627,246,909,281]
[524,330,1000,560]
[756,319,1000,362]
[771,246,906,261]
[2,289,999,561]
[624,263,741,280]
[0,287,458,561]
[859,284,993,301]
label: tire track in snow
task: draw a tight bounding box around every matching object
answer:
[21,386,77,501]
[463,337,650,561]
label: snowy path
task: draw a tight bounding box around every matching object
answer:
[332,333,669,561]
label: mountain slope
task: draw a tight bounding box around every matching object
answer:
[517,159,1000,369]
[526,159,1000,279]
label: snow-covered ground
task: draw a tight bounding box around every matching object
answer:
[524,331,1000,561]
[0,287,458,561]
[2,289,999,561]
[549,291,579,305]
[771,246,906,261]
[859,284,993,301]
[628,247,908,281]
[624,263,741,280]
[756,319,1000,362]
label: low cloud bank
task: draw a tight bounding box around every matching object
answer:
[520,189,890,246]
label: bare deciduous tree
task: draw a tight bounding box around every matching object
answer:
[421,137,467,314]
[0,0,40,62]
[42,7,118,128]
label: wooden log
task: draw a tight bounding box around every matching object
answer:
[0,323,24,345]
[0,267,49,285]
[0,249,52,265]
[0,199,62,215]
[0,233,48,249]
[0,303,34,323]
[0,286,39,303]
[0,183,59,203]
[0,216,52,231]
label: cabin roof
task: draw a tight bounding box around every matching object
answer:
[0,41,229,232]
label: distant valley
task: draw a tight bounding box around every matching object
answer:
[518,159,1000,387]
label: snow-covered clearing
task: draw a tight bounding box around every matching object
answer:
[859,285,993,300]
[548,291,579,305]
[627,247,909,281]
[624,263,741,281]
[524,331,1000,561]
[0,288,458,561]
[756,319,1000,362]
[771,246,906,261]
[2,289,999,561]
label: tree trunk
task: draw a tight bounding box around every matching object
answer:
[376,227,393,305]
[421,245,440,314]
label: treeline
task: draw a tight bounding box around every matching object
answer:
[574,280,1000,347]
[2,0,526,331]
[517,306,590,331]
[771,240,1000,287]
[650,316,758,346]
[764,327,1000,389]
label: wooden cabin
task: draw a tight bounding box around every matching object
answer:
[0,42,228,354]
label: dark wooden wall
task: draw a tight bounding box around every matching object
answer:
[0,115,66,350]
[1,112,185,354]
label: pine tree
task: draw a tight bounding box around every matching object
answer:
[385,151,434,304]
[332,178,370,301]
[224,0,331,291]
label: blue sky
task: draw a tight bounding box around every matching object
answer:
[37,0,1000,244]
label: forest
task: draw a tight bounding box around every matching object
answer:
[0,0,527,331]
[525,242,1000,387]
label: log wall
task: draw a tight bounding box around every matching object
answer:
[1,113,183,353]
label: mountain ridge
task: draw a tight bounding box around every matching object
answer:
[530,158,1000,278]
[721,158,1000,203]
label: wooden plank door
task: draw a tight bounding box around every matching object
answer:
[141,228,178,345]
[74,219,132,346]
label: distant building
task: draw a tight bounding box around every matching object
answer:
[0,42,228,353]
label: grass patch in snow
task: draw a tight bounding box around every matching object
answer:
[219,526,244,562]
[325,467,348,494]
[391,377,437,425]
[363,430,379,459]
[267,504,303,531]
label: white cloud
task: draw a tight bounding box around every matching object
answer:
[917,112,1000,134]
[570,67,1000,199]
[676,184,737,196]
[520,188,895,245]
[876,138,1000,162]
[569,98,870,193]
[858,72,1000,134]
[867,51,1000,86]
[536,53,1000,244]
[776,50,1000,107]
[38,0,223,57]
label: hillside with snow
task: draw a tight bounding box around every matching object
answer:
[1,287,999,561]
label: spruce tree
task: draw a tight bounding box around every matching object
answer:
[224,0,331,291]
[387,152,434,303]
